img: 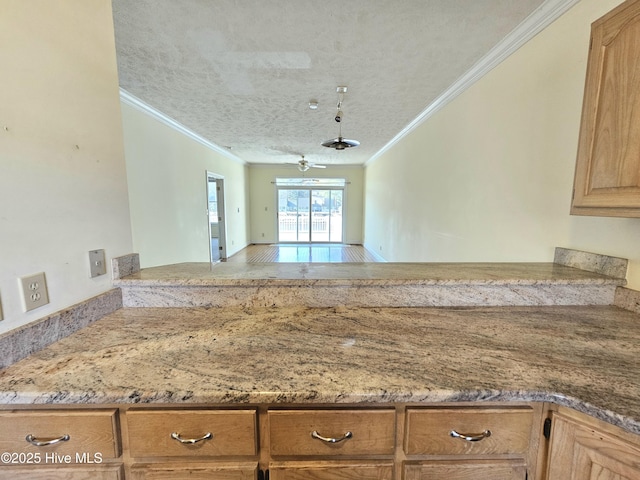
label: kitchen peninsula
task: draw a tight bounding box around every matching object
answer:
[1,304,639,429]
[0,251,639,479]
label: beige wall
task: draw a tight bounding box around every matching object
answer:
[0,1,133,332]
[364,0,640,289]
[249,165,364,245]
[121,103,250,268]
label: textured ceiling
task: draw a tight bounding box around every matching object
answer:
[112,0,546,166]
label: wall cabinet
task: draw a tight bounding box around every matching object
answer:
[545,408,640,479]
[571,0,640,217]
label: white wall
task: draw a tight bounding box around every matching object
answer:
[248,165,364,245]
[364,0,640,289]
[121,103,250,268]
[0,1,133,333]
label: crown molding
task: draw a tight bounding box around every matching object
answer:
[119,88,246,165]
[366,0,581,166]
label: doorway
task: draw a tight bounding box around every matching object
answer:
[207,172,227,262]
[277,186,344,243]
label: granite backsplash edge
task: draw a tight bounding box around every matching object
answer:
[0,253,140,369]
[0,288,122,369]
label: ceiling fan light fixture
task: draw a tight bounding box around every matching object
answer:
[322,86,359,150]
[321,137,360,150]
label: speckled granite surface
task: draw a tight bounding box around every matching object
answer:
[615,287,640,314]
[115,261,622,285]
[115,262,625,308]
[111,253,140,279]
[555,247,628,279]
[0,305,638,436]
[0,289,122,369]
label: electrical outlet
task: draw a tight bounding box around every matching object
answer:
[89,249,107,278]
[20,272,50,312]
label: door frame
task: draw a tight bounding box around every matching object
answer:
[206,171,227,261]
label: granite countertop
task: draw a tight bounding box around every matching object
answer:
[114,262,625,286]
[0,305,638,435]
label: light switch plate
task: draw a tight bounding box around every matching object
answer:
[20,272,50,312]
[89,249,107,278]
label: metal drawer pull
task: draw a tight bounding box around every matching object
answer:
[311,430,353,443]
[170,432,213,444]
[25,434,70,446]
[450,429,492,442]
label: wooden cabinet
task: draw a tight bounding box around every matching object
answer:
[0,466,124,479]
[546,408,640,479]
[269,461,393,480]
[125,408,258,479]
[403,406,534,480]
[126,409,257,457]
[0,408,122,479]
[404,460,526,480]
[2,403,639,479]
[268,409,395,456]
[129,463,257,480]
[267,408,395,480]
[571,0,640,217]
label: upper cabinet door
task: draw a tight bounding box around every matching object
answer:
[572,0,640,217]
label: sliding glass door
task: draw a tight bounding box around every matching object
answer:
[310,189,343,242]
[277,189,309,242]
[277,187,343,243]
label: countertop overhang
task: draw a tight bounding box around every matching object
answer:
[0,305,638,435]
[114,261,624,286]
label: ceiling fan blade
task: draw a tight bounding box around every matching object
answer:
[310,164,326,169]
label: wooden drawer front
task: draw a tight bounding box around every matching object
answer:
[270,461,393,480]
[0,465,123,479]
[269,409,395,456]
[126,409,257,458]
[404,407,533,456]
[130,462,257,480]
[404,460,526,480]
[0,409,120,459]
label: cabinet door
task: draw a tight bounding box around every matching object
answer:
[571,0,640,217]
[269,461,393,480]
[546,412,640,479]
[404,460,526,480]
[0,465,123,479]
[129,462,257,480]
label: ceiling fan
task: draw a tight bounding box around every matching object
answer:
[287,156,326,172]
